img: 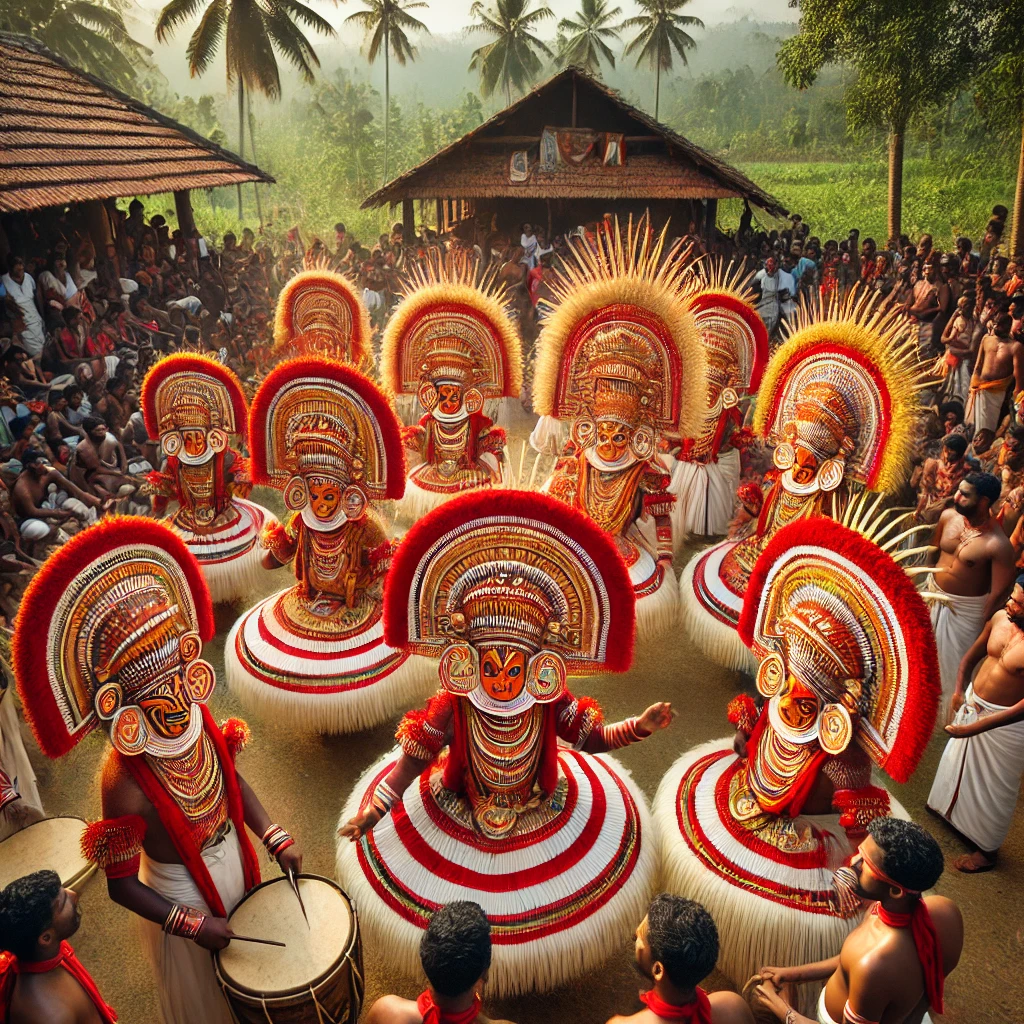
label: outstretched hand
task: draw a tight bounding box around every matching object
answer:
[338,807,383,842]
[638,701,675,734]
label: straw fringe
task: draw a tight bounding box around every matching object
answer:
[635,564,680,642]
[678,557,757,673]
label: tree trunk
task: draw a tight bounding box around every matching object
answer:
[655,63,661,121]
[237,79,245,220]
[887,127,904,243]
[384,28,390,184]
[1011,111,1024,260]
[248,95,264,230]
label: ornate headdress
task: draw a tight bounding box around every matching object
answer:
[384,490,635,713]
[380,251,522,410]
[249,356,405,515]
[13,517,214,758]
[274,263,373,369]
[738,505,939,781]
[141,354,247,446]
[532,217,707,439]
[754,291,926,492]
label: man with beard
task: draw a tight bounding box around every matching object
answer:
[927,472,1015,704]
[927,576,1024,872]
[754,818,962,1024]
[914,433,968,525]
[606,895,753,1024]
[0,870,117,1023]
[69,416,136,503]
[966,313,1024,434]
[754,256,785,336]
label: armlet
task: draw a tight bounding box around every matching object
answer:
[145,470,175,497]
[832,786,890,831]
[81,814,147,879]
[642,490,675,518]
[558,694,605,748]
[221,718,251,761]
[396,691,450,760]
[261,520,295,562]
[401,425,426,450]
[477,426,507,457]
[727,694,759,734]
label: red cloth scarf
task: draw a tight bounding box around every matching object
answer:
[639,988,713,1023]
[118,706,260,917]
[416,989,481,1024]
[872,902,944,1014]
[0,941,117,1023]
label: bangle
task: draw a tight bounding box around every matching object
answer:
[261,823,294,858]
[370,780,399,816]
[785,1010,798,1024]
[163,903,205,941]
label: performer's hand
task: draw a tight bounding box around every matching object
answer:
[195,916,234,951]
[338,807,383,841]
[638,701,674,734]
[756,966,795,988]
[945,720,983,738]
[949,690,965,718]
[277,844,303,876]
[753,978,790,1020]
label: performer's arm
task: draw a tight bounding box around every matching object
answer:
[983,541,1017,625]
[946,693,1024,736]
[582,701,674,754]
[236,770,302,876]
[260,517,297,569]
[951,619,992,716]
[754,958,843,1024]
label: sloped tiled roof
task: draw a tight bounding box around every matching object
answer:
[0,33,273,214]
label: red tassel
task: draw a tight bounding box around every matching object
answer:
[221,718,251,761]
[141,354,249,441]
[81,814,147,877]
[396,691,449,759]
[833,785,891,829]
[727,694,759,733]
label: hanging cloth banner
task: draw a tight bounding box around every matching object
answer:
[556,128,600,165]
[539,128,559,172]
[509,149,530,183]
[603,133,625,166]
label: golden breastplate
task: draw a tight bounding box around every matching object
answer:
[147,731,228,850]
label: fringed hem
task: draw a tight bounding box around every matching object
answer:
[397,476,493,523]
[335,751,660,996]
[635,567,680,642]
[223,619,437,734]
[678,557,756,673]
[196,541,270,605]
[393,393,420,426]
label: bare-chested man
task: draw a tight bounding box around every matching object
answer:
[906,257,947,359]
[966,312,1024,433]
[755,818,962,1024]
[927,472,1015,704]
[0,870,117,1023]
[365,902,514,1024]
[69,417,135,502]
[913,433,968,525]
[927,575,1024,872]
[607,895,752,1024]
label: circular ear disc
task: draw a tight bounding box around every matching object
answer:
[342,485,367,521]
[525,651,566,702]
[818,703,853,755]
[721,386,739,410]
[283,475,308,511]
[773,442,795,470]
[418,382,438,412]
[630,425,655,461]
[179,631,201,664]
[817,458,845,492]
[184,659,216,704]
[571,416,597,449]
[162,432,182,458]
[463,388,484,415]
[207,428,228,453]
[438,643,478,694]
[95,681,123,721]
[110,706,149,756]
[756,651,785,698]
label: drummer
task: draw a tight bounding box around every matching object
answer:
[366,901,515,1024]
[0,869,117,1023]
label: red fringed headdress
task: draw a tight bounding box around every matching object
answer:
[248,356,406,499]
[13,517,214,758]
[738,516,939,782]
[688,291,769,394]
[140,353,248,441]
[384,490,636,674]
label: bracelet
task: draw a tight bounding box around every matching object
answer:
[261,823,294,858]
[602,717,647,750]
[163,903,206,941]
[371,780,399,816]
[785,1010,799,1024]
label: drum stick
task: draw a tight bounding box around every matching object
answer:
[229,934,287,947]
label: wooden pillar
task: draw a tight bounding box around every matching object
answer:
[435,199,443,233]
[705,198,718,238]
[571,76,577,128]
[402,199,415,240]
[174,190,197,237]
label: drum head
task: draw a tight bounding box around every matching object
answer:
[218,876,355,996]
[0,817,94,891]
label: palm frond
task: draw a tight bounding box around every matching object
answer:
[155,0,208,42]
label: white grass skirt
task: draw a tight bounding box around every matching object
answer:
[224,589,437,733]
[174,499,277,605]
[397,474,496,522]
[678,540,756,673]
[653,737,912,1014]
[622,527,679,642]
[336,747,659,996]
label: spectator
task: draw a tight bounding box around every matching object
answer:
[1,259,46,360]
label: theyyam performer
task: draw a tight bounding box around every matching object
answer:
[226,356,435,732]
[337,490,674,994]
[380,252,521,518]
[530,218,707,638]
[141,354,278,604]
[654,500,940,1010]
[681,291,924,670]
[663,259,769,546]
[11,516,303,1024]
[273,261,374,369]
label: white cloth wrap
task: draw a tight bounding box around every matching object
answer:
[138,825,246,1024]
[928,578,988,705]
[0,689,43,840]
[927,685,1024,852]
[965,384,1009,433]
[816,986,932,1024]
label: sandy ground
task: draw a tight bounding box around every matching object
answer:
[5,473,1022,1024]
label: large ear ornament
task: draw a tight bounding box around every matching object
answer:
[818,702,853,755]
[630,425,655,461]
[463,388,484,415]
[95,682,123,721]
[110,706,149,756]
[525,650,566,702]
[418,381,438,412]
[773,442,795,470]
[207,428,228,453]
[571,416,597,449]
[162,431,182,458]
[184,659,216,704]
[756,652,785,698]
[817,458,845,492]
[439,643,479,694]
[283,475,308,511]
[342,485,367,521]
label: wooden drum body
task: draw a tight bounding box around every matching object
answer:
[0,816,95,891]
[215,874,363,1024]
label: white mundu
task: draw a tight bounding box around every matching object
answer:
[928,578,988,705]
[927,686,1024,852]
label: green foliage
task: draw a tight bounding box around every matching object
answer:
[621,0,703,117]
[555,0,622,77]
[468,0,554,105]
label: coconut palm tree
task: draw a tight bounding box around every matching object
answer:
[556,0,621,77]
[621,0,703,120]
[468,0,554,107]
[155,0,336,217]
[1,0,147,90]
[345,0,430,185]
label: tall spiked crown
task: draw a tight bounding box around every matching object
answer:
[274,261,373,370]
[754,291,926,492]
[12,518,214,758]
[248,356,405,500]
[738,496,940,782]
[141,354,248,440]
[533,216,707,438]
[381,251,522,399]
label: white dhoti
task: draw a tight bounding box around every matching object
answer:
[817,987,932,1024]
[0,690,43,841]
[965,382,1010,433]
[138,825,246,1024]
[927,580,988,706]
[927,686,1024,852]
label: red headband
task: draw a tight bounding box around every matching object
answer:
[859,845,921,895]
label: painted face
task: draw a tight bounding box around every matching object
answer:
[437,383,463,416]
[765,257,777,275]
[479,647,526,702]
[307,475,343,522]
[777,674,820,732]
[181,428,208,459]
[134,667,194,739]
[791,444,819,485]
[596,420,630,464]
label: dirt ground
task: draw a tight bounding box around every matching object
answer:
[6,478,1021,1024]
